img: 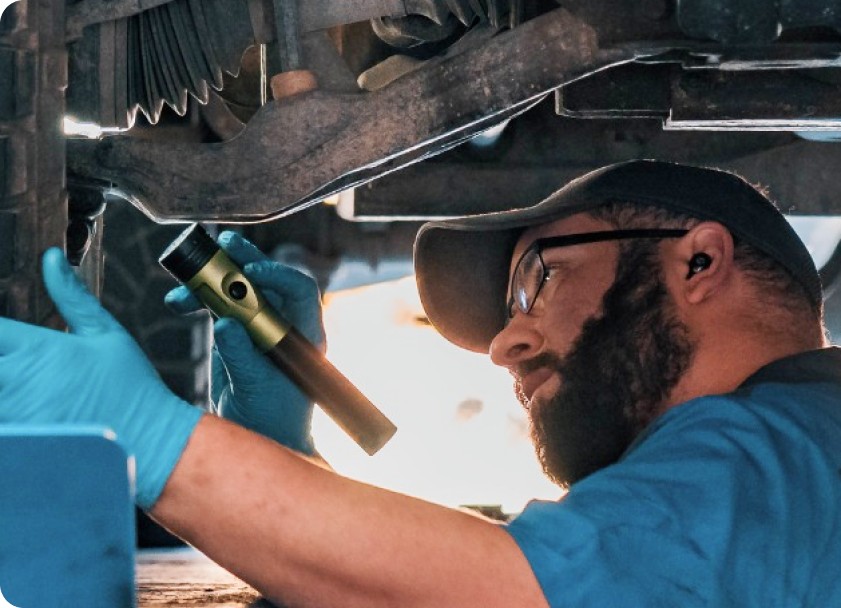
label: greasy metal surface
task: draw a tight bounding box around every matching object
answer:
[271,0,302,71]
[350,141,841,217]
[556,63,671,119]
[67,0,178,41]
[373,0,521,46]
[678,0,841,44]
[553,0,682,44]
[66,8,642,222]
[297,0,407,32]
[343,105,841,218]
[67,0,409,42]
[136,548,268,607]
[0,0,68,328]
[556,59,841,128]
[669,69,841,130]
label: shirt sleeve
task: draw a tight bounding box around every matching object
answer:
[505,484,713,607]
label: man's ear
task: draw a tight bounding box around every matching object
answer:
[670,222,735,305]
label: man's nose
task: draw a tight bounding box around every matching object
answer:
[488,314,544,368]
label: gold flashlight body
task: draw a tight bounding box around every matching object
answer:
[161,225,397,455]
[185,250,291,352]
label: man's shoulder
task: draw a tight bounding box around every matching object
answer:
[644,348,841,448]
[619,371,841,501]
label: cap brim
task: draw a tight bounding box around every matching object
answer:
[414,160,821,353]
[414,166,616,353]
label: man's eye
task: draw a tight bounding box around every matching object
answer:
[544,264,565,280]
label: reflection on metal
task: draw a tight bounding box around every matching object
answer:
[797,131,841,142]
[469,119,509,148]
[63,117,127,138]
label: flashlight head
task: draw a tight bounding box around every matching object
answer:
[159,224,220,283]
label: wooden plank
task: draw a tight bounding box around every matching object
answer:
[137,548,266,607]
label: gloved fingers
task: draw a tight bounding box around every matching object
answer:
[213,317,278,390]
[163,285,204,315]
[217,231,322,320]
[41,248,121,336]
[217,231,270,267]
[243,260,321,306]
[243,261,325,349]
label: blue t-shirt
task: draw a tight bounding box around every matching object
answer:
[505,348,841,607]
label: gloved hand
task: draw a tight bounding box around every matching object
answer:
[165,231,325,456]
[0,249,203,510]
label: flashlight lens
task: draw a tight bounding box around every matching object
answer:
[159,224,219,283]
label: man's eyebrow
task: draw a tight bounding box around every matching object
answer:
[540,246,587,262]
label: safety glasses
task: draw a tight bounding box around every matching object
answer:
[506,229,689,319]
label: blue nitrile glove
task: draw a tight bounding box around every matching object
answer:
[164,231,324,455]
[0,249,203,510]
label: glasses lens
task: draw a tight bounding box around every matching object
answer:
[511,247,544,314]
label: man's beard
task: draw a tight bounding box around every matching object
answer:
[519,247,695,488]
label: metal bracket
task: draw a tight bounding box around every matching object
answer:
[271,0,302,71]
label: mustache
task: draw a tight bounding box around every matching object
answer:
[511,352,566,409]
[511,351,565,381]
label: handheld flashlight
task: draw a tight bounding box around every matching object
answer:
[159,224,397,455]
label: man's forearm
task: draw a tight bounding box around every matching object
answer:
[151,415,548,608]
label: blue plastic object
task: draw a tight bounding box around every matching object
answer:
[0,426,136,608]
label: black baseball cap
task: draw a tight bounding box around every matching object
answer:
[414,160,822,353]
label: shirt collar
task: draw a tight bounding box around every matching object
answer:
[623,347,841,459]
[738,347,841,389]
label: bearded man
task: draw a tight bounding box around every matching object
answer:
[1,160,839,607]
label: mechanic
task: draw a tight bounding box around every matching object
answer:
[1,159,840,607]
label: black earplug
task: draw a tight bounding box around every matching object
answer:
[686,253,712,279]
